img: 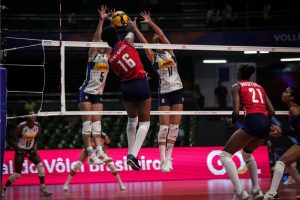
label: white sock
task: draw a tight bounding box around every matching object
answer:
[131,121,150,157]
[166,143,174,160]
[86,146,94,157]
[65,174,73,185]
[159,144,166,161]
[241,150,259,190]
[286,165,300,185]
[96,146,103,155]
[126,117,138,154]
[269,161,285,193]
[219,151,243,193]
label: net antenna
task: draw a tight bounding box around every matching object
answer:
[39,40,300,117]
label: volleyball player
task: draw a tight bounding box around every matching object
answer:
[1,111,52,197]
[78,5,112,165]
[63,131,126,191]
[264,87,300,199]
[219,64,275,200]
[130,11,183,172]
[101,23,151,171]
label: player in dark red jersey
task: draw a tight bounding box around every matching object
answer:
[1,111,52,197]
[101,24,151,171]
[264,87,300,199]
[219,64,275,200]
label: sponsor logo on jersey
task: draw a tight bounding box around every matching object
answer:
[94,63,109,71]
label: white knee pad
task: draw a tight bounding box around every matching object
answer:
[9,173,21,182]
[158,125,169,143]
[138,121,150,134]
[92,121,101,135]
[127,117,138,128]
[241,149,255,164]
[72,161,83,172]
[36,162,45,177]
[274,161,285,174]
[82,121,92,135]
[219,151,233,166]
[167,124,179,141]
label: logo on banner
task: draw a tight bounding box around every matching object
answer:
[206,150,261,175]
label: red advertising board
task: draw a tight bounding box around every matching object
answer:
[2,146,270,185]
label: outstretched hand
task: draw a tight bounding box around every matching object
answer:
[140,11,152,24]
[128,17,137,30]
[98,5,109,21]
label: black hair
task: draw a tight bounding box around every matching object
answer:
[101,25,119,47]
[238,64,255,80]
[290,87,300,105]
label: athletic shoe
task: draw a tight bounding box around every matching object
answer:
[88,154,103,165]
[119,182,126,191]
[232,188,250,200]
[263,191,279,199]
[63,183,69,191]
[160,160,170,173]
[97,152,112,164]
[1,187,6,197]
[127,154,140,171]
[251,189,264,200]
[40,187,52,196]
[165,158,173,171]
[283,176,295,185]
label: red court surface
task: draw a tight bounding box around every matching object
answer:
[2,178,300,200]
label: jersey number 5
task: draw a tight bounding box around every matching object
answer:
[117,53,136,72]
[249,88,264,104]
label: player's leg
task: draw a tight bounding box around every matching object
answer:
[29,151,52,196]
[243,138,264,200]
[79,101,102,165]
[64,149,88,191]
[219,129,253,199]
[157,107,170,172]
[127,115,138,155]
[2,152,24,196]
[106,159,126,191]
[265,144,300,199]
[91,103,112,163]
[165,103,183,171]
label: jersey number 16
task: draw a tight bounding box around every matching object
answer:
[117,53,136,72]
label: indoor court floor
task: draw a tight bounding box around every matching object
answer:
[2,178,300,200]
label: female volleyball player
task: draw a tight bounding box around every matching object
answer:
[63,132,126,191]
[130,11,184,172]
[78,5,112,165]
[264,87,300,199]
[101,22,151,171]
[219,64,275,200]
[1,111,52,197]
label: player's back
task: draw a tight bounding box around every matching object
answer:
[108,40,146,81]
[238,80,268,116]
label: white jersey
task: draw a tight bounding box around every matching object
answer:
[153,51,183,94]
[80,53,109,95]
[17,121,39,150]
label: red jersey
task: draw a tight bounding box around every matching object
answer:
[238,80,268,116]
[108,40,146,81]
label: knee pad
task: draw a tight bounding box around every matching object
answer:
[36,162,45,177]
[274,161,285,174]
[92,121,101,135]
[219,151,233,166]
[167,124,179,141]
[138,121,150,133]
[241,149,255,164]
[158,125,169,143]
[9,173,21,182]
[72,161,83,172]
[82,121,92,135]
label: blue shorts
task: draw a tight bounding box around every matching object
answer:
[159,89,184,106]
[78,91,103,104]
[242,113,271,139]
[121,78,151,102]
